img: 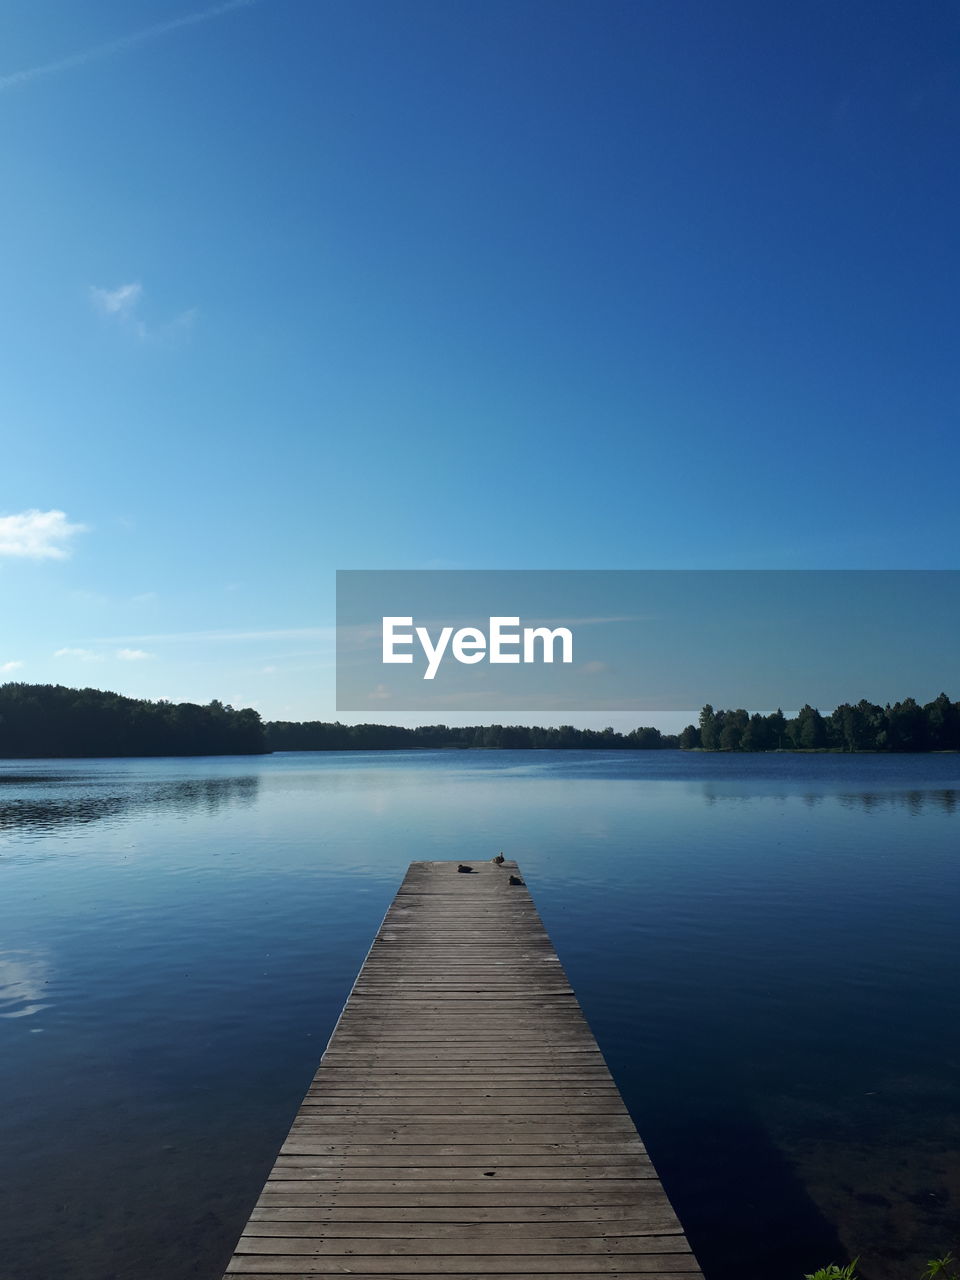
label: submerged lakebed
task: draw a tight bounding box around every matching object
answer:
[0,749,958,1280]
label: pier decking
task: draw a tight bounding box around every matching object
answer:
[223,859,703,1278]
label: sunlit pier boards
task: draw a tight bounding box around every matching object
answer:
[222,859,704,1279]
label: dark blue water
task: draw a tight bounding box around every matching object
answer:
[1,751,958,1280]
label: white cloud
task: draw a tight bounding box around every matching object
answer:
[54,647,104,662]
[95,626,335,644]
[0,660,24,673]
[0,1,257,92]
[117,648,153,661]
[91,282,148,339]
[0,509,87,560]
[90,282,142,317]
[170,307,198,334]
[90,282,197,343]
[67,588,109,605]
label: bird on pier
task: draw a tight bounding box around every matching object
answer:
[493,852,505,865]
[508,874,524,886]
[457,863,473,873]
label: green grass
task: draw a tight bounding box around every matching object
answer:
[805,1263,859,1280]
[805,1255,957,1280]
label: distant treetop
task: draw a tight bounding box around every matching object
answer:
[0,683,267,758]
[684,694,958,752]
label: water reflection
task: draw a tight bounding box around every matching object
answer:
[0,773,260,835]
[0,751,957,1280]
[834,787,958,814]
[0,950,52,1019]
[700,785,959,813]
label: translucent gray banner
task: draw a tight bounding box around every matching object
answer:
[336,570,959,714]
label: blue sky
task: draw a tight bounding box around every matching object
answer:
[1,0,957,726]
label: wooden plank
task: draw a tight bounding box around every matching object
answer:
[268,1165,654,1180]
[285,1120,636,1134]
[226,1272,702,1279]
[226,1260,699,1276]
[227,1272,702,1279]
[262,1178,660,1194]
[242,1220,682,1239]
[234,1235,690,1255]
[296,1104,633,1115]
[248,1203,676,1225]
[277,1152,655,1162]
[260,1186,663,1203]
[221,860,702,1279]
[274,1153,649,1167]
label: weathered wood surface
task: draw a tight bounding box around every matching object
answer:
[223,859,703,1278]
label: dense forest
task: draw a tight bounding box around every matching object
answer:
[1,683,957,758]
[265,721,677,751]
[266,698,960,753]
[0,683,267,757]
[681,694,960,753]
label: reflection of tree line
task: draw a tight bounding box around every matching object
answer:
[0,775,260,833]
[837,788,958,813]
[701,788,958,813]
[687,694,960,753]
[0,684,267,757]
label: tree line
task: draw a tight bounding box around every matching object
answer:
[2,682,957,758]
[0,683,267,758]
[264,721,678,751]
[0,684,676,757]
[683,693,959,752]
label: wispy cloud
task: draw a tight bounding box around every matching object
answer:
[91,282,142,317]
[0,660,24,673]
[67,588,109,605]
[95,627,335,644]
[0,509,87,560]
[0,0,257,92]
[90,281,196,343]
[159,308,198,343]
[54,646,154,662]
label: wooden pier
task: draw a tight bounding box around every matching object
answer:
[222,859,703,1278]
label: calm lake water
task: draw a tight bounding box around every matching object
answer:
[1,750,958,1280]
